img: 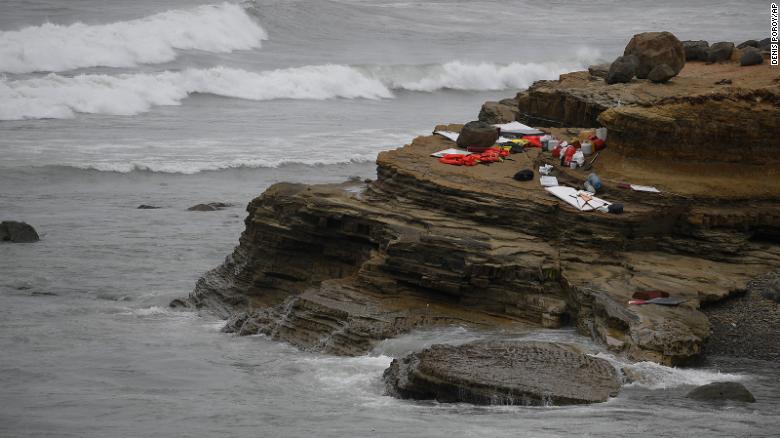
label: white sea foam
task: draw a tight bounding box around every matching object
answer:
[592,353,746,390]
[0,53,596,121]
[0,2,267,74]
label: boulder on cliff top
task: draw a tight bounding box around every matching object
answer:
[456,121,499,150]
[478,101,517,124]
[606,55,638,84]
[0,221,39,243]
[682,40,709,61]
[624,31,685,79]
[383,341,621,405]
[707,42,735,63]
[740,47,764,66]
[648,64,676,83]
[737,40,760,49]
[686,382,756,403]
[588,63,610,79]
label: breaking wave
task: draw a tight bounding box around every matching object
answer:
[0,2,267,74]
[0,53,595,120]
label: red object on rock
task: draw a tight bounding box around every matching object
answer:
[524,136,542,148]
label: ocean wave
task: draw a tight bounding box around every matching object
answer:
[0,2,267,74]
[0,53,596,120]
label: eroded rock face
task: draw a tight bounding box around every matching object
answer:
[383,341,621,405]
[456,120,499,150]
[623,32,685,79]
[686,382,755,403]
[0,221,39,243]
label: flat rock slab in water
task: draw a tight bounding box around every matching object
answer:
[383,341,621,406]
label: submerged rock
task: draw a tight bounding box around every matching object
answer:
[606,55,638,84]
[686,382,755,403]
[707,42,735,63]
[0,221,39,243]
[682,40,709,61]
[456,120,499,150]
[383,341,621,405]
[137,204,162,209]
[187,202,232,212]
[623,31,685,79]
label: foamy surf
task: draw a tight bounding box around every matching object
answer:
[592,352,746,390]
[0,2,267,74]
[0,55,595,120]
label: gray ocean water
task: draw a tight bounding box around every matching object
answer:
[1,1,778,436]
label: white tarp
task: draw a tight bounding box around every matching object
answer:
[493,121,545,136]
[430,148,471,158]
[539,176,559,187]
[545,186,611,212]
[433,130,512,144]
[630,184,661,193]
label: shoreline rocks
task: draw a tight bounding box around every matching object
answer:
[0,221,39,243]
[383,341,621,405]
[187,202,232,212]
[623,31,685,79]
[686,382,756,403]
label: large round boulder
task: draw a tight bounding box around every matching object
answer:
[606,55,639,84]
[623,31,685,79]
[456,121,499,150]
[682,40,709,61]
[740,47,764,66]
[707,42,735,63]
[686,382,755,403]
[0,221,39,243]
[383,341,621,406]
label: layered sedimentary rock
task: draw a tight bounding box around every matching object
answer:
[383,341,621,405]
[179,59,780,366]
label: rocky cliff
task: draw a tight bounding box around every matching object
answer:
[177,60,780,366]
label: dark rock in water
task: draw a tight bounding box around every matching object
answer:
[383,341,621,406]
[169,298,189,308]
[707,42,735,63]
[588,63,610,79]
[686,382,756,403]
[623,31,685,79]
[456,121,499,150]
[682,40,709,61]
[137,204,161,209]
[606,55,638,84]
[187,202,232,212]
[737,40,760,49]
[740,48,764,66]
[478,101,517,124]
[0,221,39,243]
[648,64,676,83]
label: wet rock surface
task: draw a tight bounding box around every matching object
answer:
[383,341,621,405]
[0,221,39,243]
[686,382,756,403]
